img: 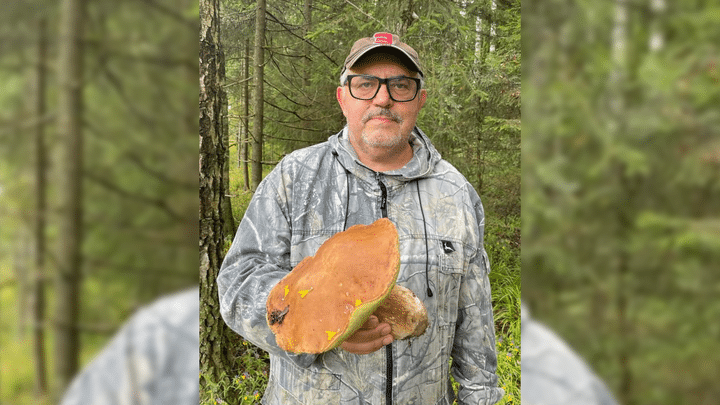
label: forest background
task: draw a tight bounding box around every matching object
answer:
[199,0,520,404]
[523,0,720,404]
[1,0,718,404]
[0,0,199,403]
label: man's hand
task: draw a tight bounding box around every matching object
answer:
[340,315,393,355]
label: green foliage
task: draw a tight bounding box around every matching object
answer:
[0,266,46,404]
[1,0,199,400]
[0,254,111,405]
[200,337,270,405]
[486,217,521,405]
[227,151,257,222]
[523,0,720,403]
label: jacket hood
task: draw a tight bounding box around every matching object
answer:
[329,126,442,182]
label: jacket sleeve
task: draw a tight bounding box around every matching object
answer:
[451,191,505,404]
[521,305,619,405]
[60,289,200,405]
[217,167,317,367]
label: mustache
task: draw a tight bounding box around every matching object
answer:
[362,109,402,124]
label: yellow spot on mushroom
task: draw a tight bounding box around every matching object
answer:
[299,289,310,298]
[326,330,337,340]
[284,285,289,298]
[355,299,362,307]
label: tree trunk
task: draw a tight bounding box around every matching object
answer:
[301,0,313,143]
[610,1,633,402]
[489,0,497,53]
[33,16,48,396]
[475,0,492,60]
[241,37,250,190]
[54,0,86,398]
[648,0,665,52]
[199,0,231,387]
[251,0,266,190]
[15,231,30,337]
[609,0,627,120]
[221,115,236,237]
[476,141,485,194]
[220,33,235,236]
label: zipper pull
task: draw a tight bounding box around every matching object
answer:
[378,180,388,218]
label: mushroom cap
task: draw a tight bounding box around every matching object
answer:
[266,218,400,353]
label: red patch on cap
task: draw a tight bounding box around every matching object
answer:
[373,32,393,45]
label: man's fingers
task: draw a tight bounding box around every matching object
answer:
[345,322,390,343]
[341,333,393,355]
[360,315,379,330]
[340,321,393,355]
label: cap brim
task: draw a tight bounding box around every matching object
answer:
[344,45,423,77]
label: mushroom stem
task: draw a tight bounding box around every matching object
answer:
[374,285,429,339]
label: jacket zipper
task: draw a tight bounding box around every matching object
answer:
[378,178,392,404]
[379,180,388,219]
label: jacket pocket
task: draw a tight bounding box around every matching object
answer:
[264,355,340,404]
[435,241,465,328]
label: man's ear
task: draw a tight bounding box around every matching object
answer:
[418,89,427,108]
[336,86,346,116]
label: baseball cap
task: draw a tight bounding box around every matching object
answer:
[342,32,424,78]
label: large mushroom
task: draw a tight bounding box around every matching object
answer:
[266,218,428,354]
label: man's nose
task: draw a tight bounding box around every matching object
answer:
[372,83,393,106]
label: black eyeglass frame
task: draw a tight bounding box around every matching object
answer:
[344,74,422,102]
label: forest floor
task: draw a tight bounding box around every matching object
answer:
[0,256,111,404]
[1,256,53,405]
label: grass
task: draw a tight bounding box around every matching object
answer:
[486,216,521,404]
[0,251,53,405]
[0,248,138,404]
[201,336,269,405]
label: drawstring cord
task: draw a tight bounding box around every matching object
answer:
[343,172,350,231]
[334,149,433,298]
[332,150,351,231]
[416,181,433,297]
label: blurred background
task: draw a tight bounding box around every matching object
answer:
[0,0,198,403]
[522,0,720,404]
[3,0,719,404]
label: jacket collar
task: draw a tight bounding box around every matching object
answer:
[330,126,441,183]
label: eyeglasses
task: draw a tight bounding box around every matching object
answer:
[345,75,421,102]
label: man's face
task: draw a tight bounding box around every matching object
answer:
[336,56,427,159]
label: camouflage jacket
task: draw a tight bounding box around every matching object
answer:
[521,305,619,405]
[59,288,200,405]
[218,127,504,405]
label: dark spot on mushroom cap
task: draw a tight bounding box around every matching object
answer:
[269,306,289,325]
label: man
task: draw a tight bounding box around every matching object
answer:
[218,32,504,404]
[521,304,619,405]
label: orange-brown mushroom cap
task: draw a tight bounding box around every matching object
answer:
[266,218,400,353]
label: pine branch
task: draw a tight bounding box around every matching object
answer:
[263,98,306,121]
[264,76,310,108]
[84,170,184,222]
[265,10,339,66]
[131,0,197,30]
[124,152,197,190]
